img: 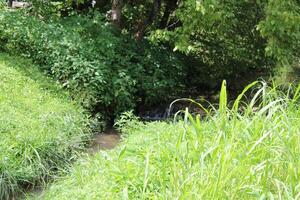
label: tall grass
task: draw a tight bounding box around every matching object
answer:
[0,54,90,199]
[35,80,300,199]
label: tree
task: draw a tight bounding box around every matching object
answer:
[111,0,123,28]
[134,0,161,40]
[95,0,109,9]
[8,0,13,7]
[159,0,178,29]
[152,0,271,81]
[258,0,300,66]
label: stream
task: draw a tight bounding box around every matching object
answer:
[87,128,121,153]
[23,97,214,199]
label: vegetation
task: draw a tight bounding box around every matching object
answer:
[0,0,300,199]
[1,0,300,115]
[0,10,185,119]
[0,0,5,9]
[154,0,271,80]
[259,0,300,65]
[0,54,89,199]
[33,82,300,199]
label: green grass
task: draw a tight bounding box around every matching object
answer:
[0,53,90,199]
[36,81,300,199]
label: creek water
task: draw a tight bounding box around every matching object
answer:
[90,97,215,155]
[24,97,216,199]
[138,98,212,121]
[24,129,121,199]
[87,128,121,154]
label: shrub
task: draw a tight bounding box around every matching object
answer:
[0,53,90,199]
[0,10,185,119]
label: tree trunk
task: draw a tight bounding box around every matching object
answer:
[111,0,123,29]
[159,0,178,29]
[95,0,109,9]
[135,0,161,40]
[8,0,13,7]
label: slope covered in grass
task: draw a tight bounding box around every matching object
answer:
[38,83,300,199]
[0,54,90,199]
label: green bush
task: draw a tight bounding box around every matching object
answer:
[0,11,185,119]
[0,54,90,199]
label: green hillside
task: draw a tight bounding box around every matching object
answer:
[0,54,90,199]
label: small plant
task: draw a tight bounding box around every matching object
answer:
[114,110,140,133]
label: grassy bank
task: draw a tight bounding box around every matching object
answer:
[0,54,90,199]
[36,82,300,199]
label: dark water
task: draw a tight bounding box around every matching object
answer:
[138,97,213,121]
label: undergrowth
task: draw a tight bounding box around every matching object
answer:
[34,81,300,199]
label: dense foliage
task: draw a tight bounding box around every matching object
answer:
[258,0,300,65]
[4,0,299,74]
[1,0,299,115]
[0,10,185,119]
[0,0,5,8]
[35,82,300,199]
[0,54,89,199]
[158,0,299,76]
[157,0,271,78]
[0,0,300,198]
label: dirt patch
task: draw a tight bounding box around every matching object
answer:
[88,129,121,154]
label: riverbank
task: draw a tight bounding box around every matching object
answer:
[29,82,300,199]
